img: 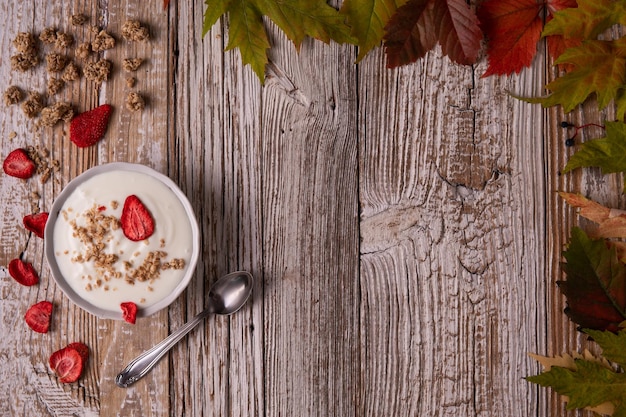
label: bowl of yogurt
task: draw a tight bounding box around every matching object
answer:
[45,162,200,320]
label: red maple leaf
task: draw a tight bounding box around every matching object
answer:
[560,228,626,333]
[478,0,576,77]
[383,0,482,68]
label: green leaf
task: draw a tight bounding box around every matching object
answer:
[202,0,354,82]
[224,0,271,82]
[203,0,233,36]
[563,121,626,185]
[527,359,626,415]
[523,39,626,114]
[584,328,626,369]
[257,0,355,48]
[543,0,626,41]
[340,0,406,62]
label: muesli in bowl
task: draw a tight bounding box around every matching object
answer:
[45,162,200,320]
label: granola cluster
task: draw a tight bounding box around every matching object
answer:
[25,145,61,184]
[4,14,152,128]
[61,204,185,294]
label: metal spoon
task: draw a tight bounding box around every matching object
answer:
[115,271,254,388]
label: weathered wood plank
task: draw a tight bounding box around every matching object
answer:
[0,1,172,415]
[358,47,552,416]
[260,34,360,416]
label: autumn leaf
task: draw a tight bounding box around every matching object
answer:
[203,0,353,82]
[204,0,233,35]
[523,39,626,117]
[543,0,626,43]
[559,227,626,332]
[563,121,626,188]
[383,0,482,68]
[340,0,406,62]
[559,192,626,239]
[477,0,575,77]
[527,328,626,416]
[223,0,270,82]
[256,0,354,48]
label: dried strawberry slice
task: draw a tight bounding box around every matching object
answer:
[8,259,39,286]
[2,148,36,179]
[49,345,85,383]
[23,212,49,239]
[120,195,154,241]
[69,104,112,148]
[67,342,90,363]
[25,301,53,333]
[121,302,138,324]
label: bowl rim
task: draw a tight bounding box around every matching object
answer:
[44,162,200,320]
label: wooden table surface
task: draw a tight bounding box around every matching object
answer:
[0,1,614,416]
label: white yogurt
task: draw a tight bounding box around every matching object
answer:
[53,170,195,313]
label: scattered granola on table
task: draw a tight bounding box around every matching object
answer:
[55,32,74,49]
[4,86,23,105]
[21,91,44,118]
[62,62,81,82]
[26,145,60,184]
[75,42,91,60]
[121,20,150,42]
[84,59,111,83]
[125,92,145,112]
[125,77,136,88]
[13,32,38,54]
[47,78,65,96]
[46,53,68,72]
[11,53,39,72]
[70,14,87,26]
[40,102,73,127]
[39,27,57,44]
[91,30,115,51]
[122,58,143,72]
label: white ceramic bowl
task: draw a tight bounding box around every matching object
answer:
[45,162,200,320]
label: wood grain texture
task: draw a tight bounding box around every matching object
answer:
[0,1,614,417]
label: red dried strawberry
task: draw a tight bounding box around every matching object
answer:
[23,212,49,239]
[121,195,155,241]
[49,345,86,383]
[3,148,36,179]
[8,259,39,286]
[25,301,53,333]
[121,302,138,324]
[69,104,112,148]
[67,342,90,363]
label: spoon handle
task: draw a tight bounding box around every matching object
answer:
[115,307,214,387]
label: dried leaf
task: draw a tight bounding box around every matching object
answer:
[560,192,626,239]
[559,228,626,333]
[383,0,482,68]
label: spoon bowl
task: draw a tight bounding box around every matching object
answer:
[209,271,254,315]
[115,271,253,387]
